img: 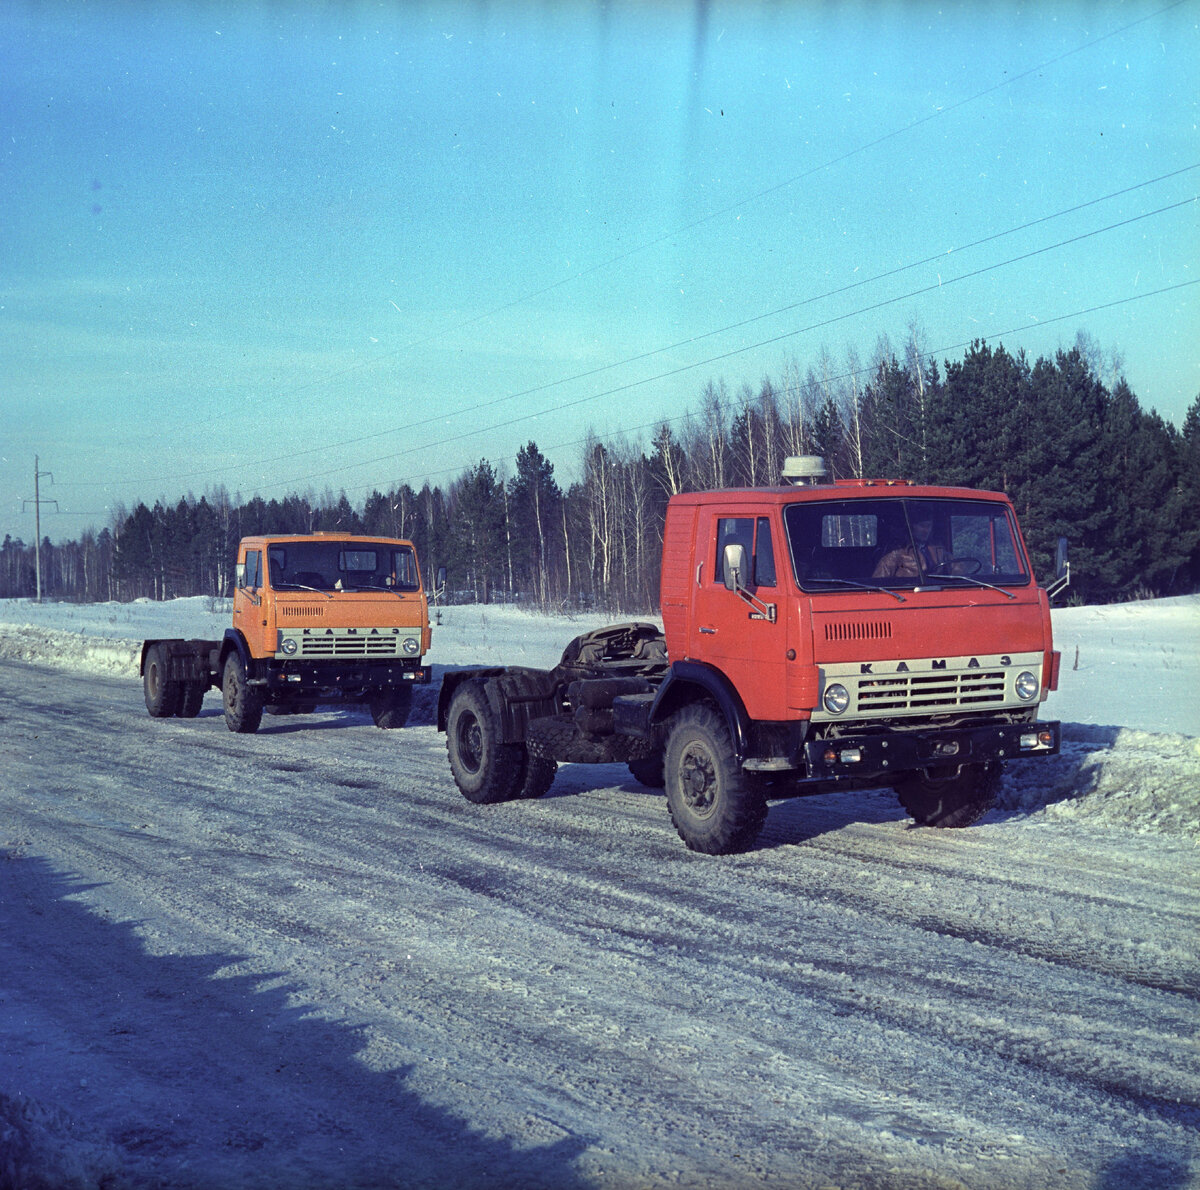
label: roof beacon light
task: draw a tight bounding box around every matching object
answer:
[781,456,828,486]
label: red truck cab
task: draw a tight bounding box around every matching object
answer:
[654,469,1060,819]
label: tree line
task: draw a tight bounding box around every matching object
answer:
[5,337,1199,609]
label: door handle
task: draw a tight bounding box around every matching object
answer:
[699,626,716,635]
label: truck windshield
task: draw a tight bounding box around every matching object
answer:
[783,497,1031,592]
[266,541,421,592]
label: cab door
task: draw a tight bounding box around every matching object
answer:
[231,547,269,657]
[690,510,789,721]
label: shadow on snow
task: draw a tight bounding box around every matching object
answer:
[0,852,594,1190]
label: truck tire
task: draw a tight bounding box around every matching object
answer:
[515,754,557,800]
[664,703,767,854]
[222,654,263,734]
[369,686,413,729]
[527,713,655,765]
[628,752,665,788]
[446,681,524,804]
[176,681,205,719]
[143,645,181,718]
[896,761,1001,828]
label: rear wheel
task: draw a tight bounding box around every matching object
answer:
[664,703,766,854]
[515,754,557,800]
[445,681,524,804]
[369,686,413,729]
[896,761,1001,828]
[143,645,180,718]
[628,752,665,788]
[222,654,263,734]
[175,681,205,718]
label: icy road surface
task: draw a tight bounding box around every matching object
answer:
[1,658,1197,1189]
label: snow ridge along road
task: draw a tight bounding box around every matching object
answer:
[1,598,1198,1188]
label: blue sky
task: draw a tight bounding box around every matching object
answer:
[2,0,1197,546]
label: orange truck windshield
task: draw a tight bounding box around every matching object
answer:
[265,541,421,592]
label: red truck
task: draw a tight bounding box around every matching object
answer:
[438,458,1067,853]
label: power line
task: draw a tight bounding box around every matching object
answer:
[31,1,1194,522]
[39,277,1200,529]
[56,166,1199,493]
[359,277,1200,497]
[92,0,1191,453]
[240,196,1198,495]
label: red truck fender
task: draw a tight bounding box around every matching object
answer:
[647,660,753,761]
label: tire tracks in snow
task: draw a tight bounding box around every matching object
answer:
[5,659,1200,1189]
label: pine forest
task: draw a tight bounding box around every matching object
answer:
[6,340,1200,610]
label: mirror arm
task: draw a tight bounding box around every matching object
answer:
[735,586,777,622]
[728,564,777,621]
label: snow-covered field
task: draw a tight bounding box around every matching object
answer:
[0,595,1198,1189]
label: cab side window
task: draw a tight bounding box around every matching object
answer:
[754,517,776,587]
[715,518,754,583]
[715,517,776,587]
[243,550,262,588]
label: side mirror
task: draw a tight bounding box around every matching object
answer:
[431,565,447,600]
[722,543,749,593]
[235,562,247,589]
[1047,536,1070,599]
[721,541,777,622]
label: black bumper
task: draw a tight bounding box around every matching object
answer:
[803,720,1060,781]
[259,659,431,696]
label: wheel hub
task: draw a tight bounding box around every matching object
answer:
[459,715,483,773]
[680,747,717,815]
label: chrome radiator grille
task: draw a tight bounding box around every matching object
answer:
[857,669,1007,712]
[813,651,1043,722]
[277,627,418,659]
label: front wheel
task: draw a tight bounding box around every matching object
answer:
[895,761,1001,828]
[664,703,766,854]
[445,681,524,804]
[369,686,413,729]
[222,654,263,734]
[143,645,180,717]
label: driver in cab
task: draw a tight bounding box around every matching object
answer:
[873,509,951,579]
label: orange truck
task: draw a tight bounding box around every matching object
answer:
[141,533,435,733]
[439,457,1068,853]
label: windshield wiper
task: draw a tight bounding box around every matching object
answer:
[277,582,332,598]
[804,577,906,603]
[925,572,1017,600]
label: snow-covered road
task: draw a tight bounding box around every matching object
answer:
[2,651,1198,1189]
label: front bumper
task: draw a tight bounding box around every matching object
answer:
[803,719,1060,781]
[256,659,432,695]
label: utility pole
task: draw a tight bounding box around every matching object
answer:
[22,455,57,602]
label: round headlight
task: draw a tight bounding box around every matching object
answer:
[823,683,850,715]
[402,637,420,655]
[280,637,298,656]
[1015,670,1039,701]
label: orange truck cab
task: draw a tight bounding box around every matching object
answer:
[142,533,434,734]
